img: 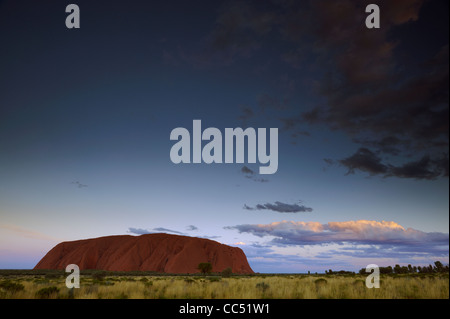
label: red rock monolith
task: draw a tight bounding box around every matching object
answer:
[34,233,254,274]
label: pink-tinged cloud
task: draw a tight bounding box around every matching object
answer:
[0,224,61,242]
[226,220,449,248]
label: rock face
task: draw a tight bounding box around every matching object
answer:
[34,233,254,274]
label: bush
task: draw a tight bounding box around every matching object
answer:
[35,286,60,299]
[0,280,25,293]
[198,262,213,275]
[256,282,270,293]
[314,278,328,286]
[91,271,107,281]
[353,279,365,287]
[222,267,233,277]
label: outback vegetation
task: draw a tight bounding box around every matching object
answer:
[0,262,448,299]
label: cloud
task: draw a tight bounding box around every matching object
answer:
[186,225,198,231]
[127,227,152,235]
[241,166,254,175]
[0,223,61,241]
[210,0,447,180]
[244,201,313,213]
[240,166,270,182]
[152,227,185,235]
[339,148,388,176]
[71,181,88,188]
[225,220,449,251]
[199,235,221,240]
[170,0,448,180]
[127,227,185,236]
[298,1,448,179]
[339,148,448,180]
[388,155,445,180]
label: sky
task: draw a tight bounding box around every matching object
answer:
[0,0,448,272]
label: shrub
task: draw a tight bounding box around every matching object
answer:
[198,262,212,275]
[222,267,233,277]
[35,286,60,299]
[314,278,328,286]
[0,280,25,293]
[256,282,270,293]
[91,271,107,281]
[207,276,221,282]
[353,279,365,287]
[45,273,61,279]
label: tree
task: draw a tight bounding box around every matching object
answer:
[434,261,444,273]
[198,262,212,275]
[394,264,401,274]
[222,267,233,277]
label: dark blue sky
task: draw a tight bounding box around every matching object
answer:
[0,0,448,272]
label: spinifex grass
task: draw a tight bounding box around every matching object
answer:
[0,273,448,299]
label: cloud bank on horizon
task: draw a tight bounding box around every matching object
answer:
[226,220,448,248]
[226,219,448,272]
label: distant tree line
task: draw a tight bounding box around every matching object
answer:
[357,261,449,275]
[325,270,355,275]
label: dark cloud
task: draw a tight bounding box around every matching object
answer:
[339,148,448,180]
[339,148,388,176]
[240,166,270,182]
[186,225,198,231]
[352,136,406,156]
[241,165,254,175]
[297,1,449,179]
[172,0,448,180]
[244,201,313,213]
[213,0,448,180]
[388,155,444,180]
[71,181,88,188]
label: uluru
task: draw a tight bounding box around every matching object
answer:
[34,233,254,274]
